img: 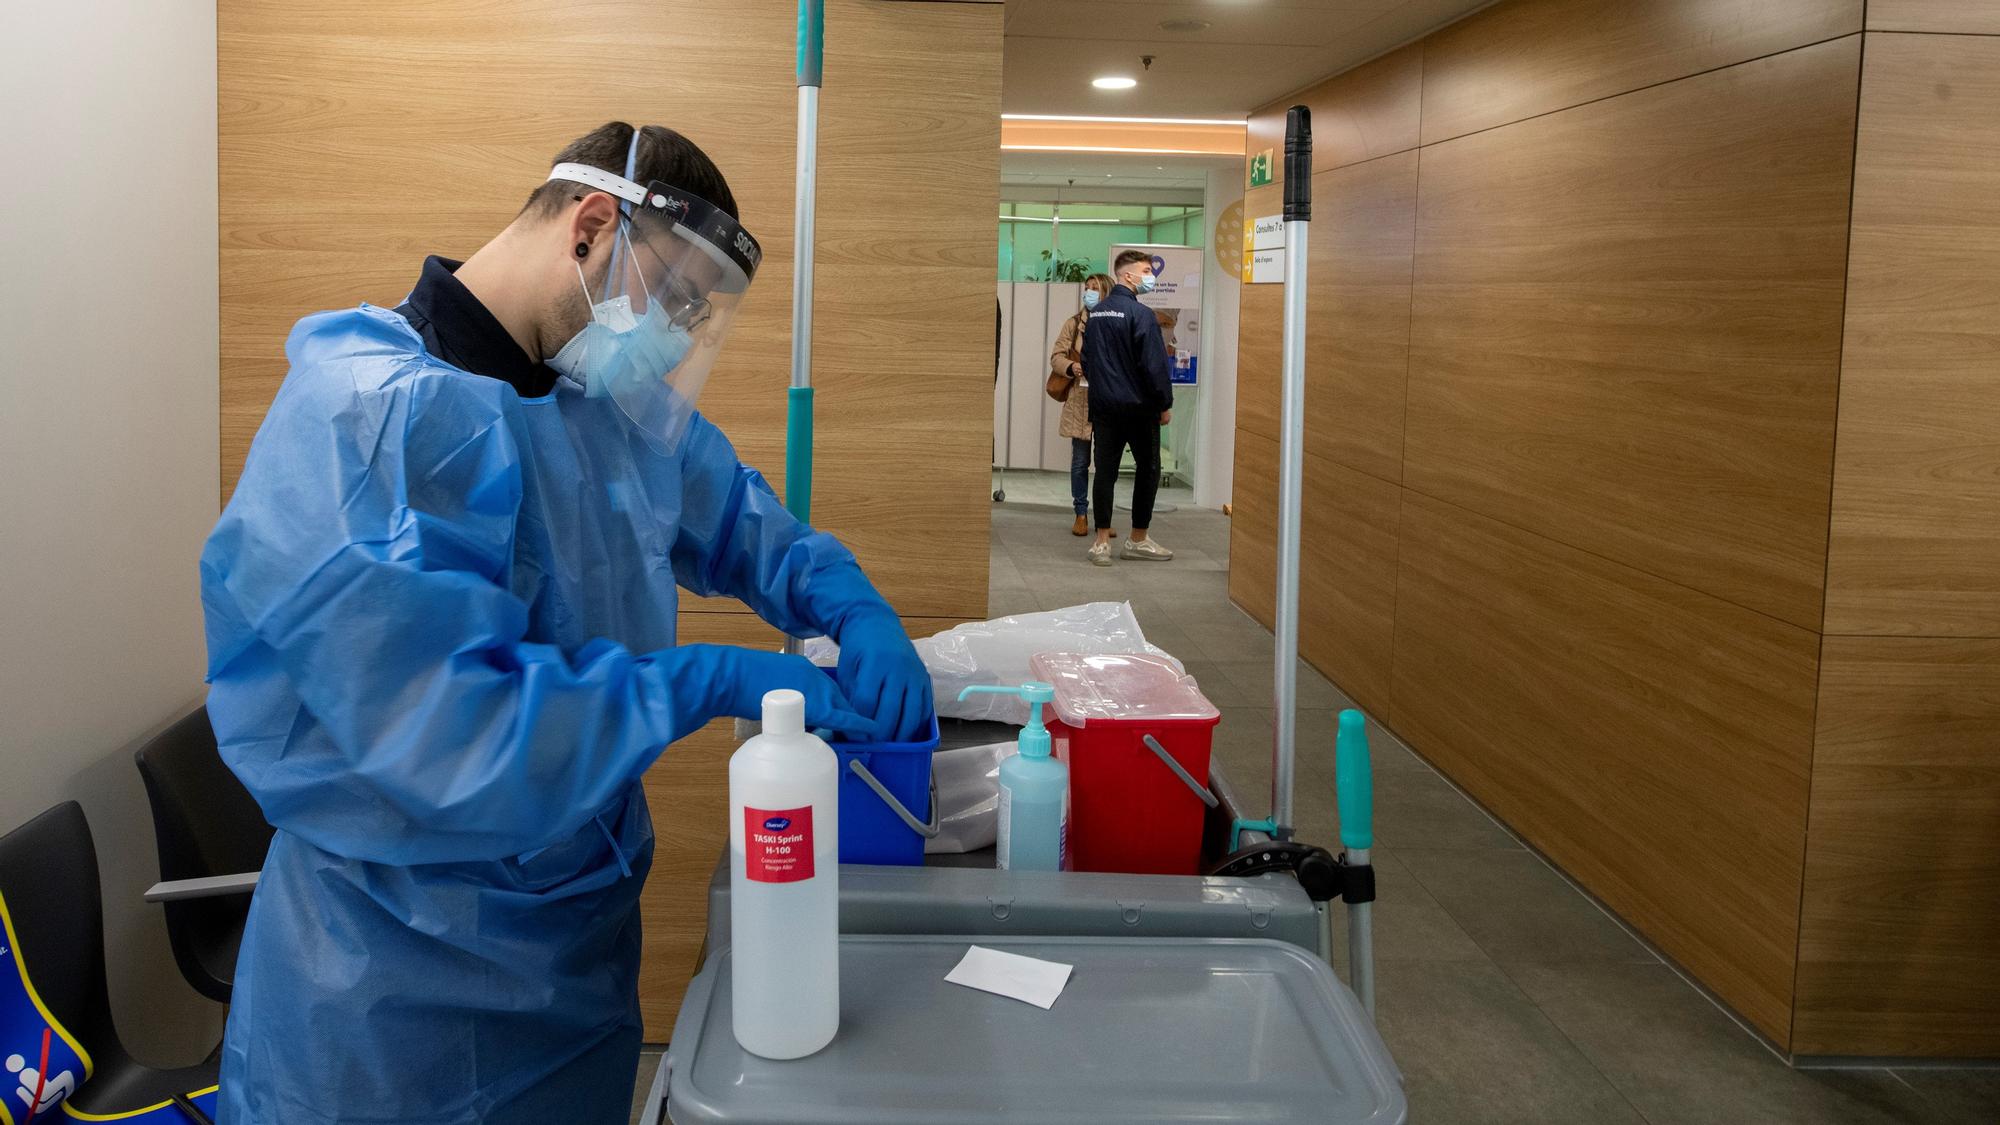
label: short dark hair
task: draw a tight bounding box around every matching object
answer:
[523,121,739,220]
[1113,249,1151,272]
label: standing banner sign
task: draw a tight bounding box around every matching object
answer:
[1111,244,1203,385]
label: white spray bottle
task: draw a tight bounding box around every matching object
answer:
[729,688,840,1059]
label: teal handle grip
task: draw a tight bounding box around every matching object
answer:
[784,385,814,523]
[1336,709,1374,850]
[797,0,825,87]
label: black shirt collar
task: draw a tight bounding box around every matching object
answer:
[1111,283,1138,299]
[395,255,558,398]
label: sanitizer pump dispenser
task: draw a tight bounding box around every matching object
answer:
[958,682,1068,872]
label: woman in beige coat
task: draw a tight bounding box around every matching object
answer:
[1052,273,1113,536]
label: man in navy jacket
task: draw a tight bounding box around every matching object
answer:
[1077,248,1175,565]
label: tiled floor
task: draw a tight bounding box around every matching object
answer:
[631,476,1999,1124]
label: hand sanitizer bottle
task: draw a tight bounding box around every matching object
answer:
[958,682,1069,872]
[730,688,840,1059]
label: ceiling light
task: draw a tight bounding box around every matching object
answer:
[1092,76,1138,90]
[1003,114,1246,126]
[1159,18,1210,32]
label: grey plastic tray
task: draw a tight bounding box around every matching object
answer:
[663,934,1405,1125]
[706,858,1322,951]
[703,755,1324,954]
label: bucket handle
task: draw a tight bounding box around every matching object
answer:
[846,758,943,839]
[1142,734,1219,808]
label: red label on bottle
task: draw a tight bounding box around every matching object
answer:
[743,805,815,883]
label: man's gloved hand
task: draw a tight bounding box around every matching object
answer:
[833,613,934,743]
[670,644,871,737]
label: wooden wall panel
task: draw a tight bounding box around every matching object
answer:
[1299,453,1402,715]
[1419,0,1862,146]
[1389,493,1820,1043]
[1794,637,2000,1057]
[1868,0,2000,34]
[1405,39,1859,629]
[1228,428,1278,632]
[219,0,996,622]
[1230,433,1401,714]
[1246,44,1422,178]
[1304,152,1417,484]
[220,0,999,1041]
[1231,182,1285,447]
[1824,33,2000,637]
[1233,156,1416,486]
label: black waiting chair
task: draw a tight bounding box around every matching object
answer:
[0,802,220,1121]
[135,707,272,1004]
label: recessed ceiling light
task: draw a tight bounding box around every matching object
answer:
[1159,18,1210,32]
[1092,76,1138,90]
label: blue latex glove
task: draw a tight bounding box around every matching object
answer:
[833,612,934,743]
[695,645,871,736]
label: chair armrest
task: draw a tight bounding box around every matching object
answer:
[144,873,260,903]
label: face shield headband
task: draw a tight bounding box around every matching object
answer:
[543,148,762,456]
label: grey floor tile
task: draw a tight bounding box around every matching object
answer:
[987,552,1028,593]
[1893,1068,2000,1125]
[1216,657,1351,710]
[1327,850,1489,968]
[1506,961,1955,1125]
[1398,849,1655,964]
[630,1049,663,1125]
[1374,959,1649,1125]
[1133,618,1198,664]
[1180,658,1264,709]
[1318,767,1522,852]
[985,589,1043,619]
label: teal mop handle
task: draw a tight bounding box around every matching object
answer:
[784,386,814,522]
[1335,708,1376,1018]
[797,0,824,88]
[1336,709,1373,850]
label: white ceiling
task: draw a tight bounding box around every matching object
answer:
[1002,0,1495,119]
[1001,151,1238,191]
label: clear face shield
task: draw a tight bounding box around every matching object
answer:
[544,160,762,456]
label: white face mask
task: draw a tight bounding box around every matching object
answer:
[546,262,692,393]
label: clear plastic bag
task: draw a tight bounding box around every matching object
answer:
[804,601,1182,727]
[922,601,1183,726]
[923,740,1017,854]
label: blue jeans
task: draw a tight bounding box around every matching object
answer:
[1069,438,1091,515]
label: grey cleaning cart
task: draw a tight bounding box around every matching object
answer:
[633,97,1392,1124]
[658,935,1402,1125]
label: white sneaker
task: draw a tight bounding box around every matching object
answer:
[1087,541,1114,567]
[1121,537,1173,561]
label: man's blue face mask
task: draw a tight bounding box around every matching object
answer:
[546,270,695,401]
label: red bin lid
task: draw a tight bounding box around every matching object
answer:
[1029,652,1220,727]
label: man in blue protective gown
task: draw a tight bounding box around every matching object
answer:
[198,121,933,1124]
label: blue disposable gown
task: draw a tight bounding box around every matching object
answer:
[200,305,889,1124]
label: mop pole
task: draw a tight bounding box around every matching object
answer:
[1270,105,1311,838]
[784,0,823,656]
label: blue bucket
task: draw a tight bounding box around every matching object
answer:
[826,714,940,866]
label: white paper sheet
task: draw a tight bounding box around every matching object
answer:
[944,945,1074,1010]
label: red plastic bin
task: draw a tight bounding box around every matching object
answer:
[1029,651,1222,876]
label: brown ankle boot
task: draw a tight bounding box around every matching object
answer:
[1071,514,1089,536]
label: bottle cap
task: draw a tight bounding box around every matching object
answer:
[762,688,806,736]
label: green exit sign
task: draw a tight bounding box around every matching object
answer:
[1248,149,1274,187]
